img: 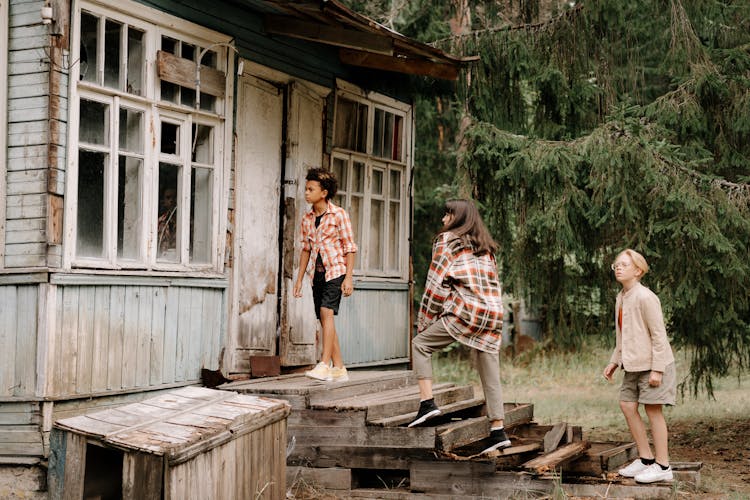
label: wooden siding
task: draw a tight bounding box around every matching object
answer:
[4,0,54,268]
[335,284,410,366]
[47,283,225,397]
[0,402,44,460]
[0,284,39,397]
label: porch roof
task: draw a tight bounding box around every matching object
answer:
[236,0,477,80]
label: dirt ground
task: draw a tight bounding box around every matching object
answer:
[671,417,750,497]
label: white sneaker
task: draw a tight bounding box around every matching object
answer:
[635,463,673,483]
[329,366,349,382]
[305,362,331,381]
[618,458,650,478]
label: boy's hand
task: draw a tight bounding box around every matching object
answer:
[649,370,663,387]
[293,280,303,298]
[602,363,617,381]
[341,276,354,296]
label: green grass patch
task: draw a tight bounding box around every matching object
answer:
[432,341,750,439]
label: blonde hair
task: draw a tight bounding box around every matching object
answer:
[615,248,649,278]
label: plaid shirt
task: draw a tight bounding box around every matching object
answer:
[417,232,503,353]
[300,200,358,281]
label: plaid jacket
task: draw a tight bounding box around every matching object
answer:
[300,201,358,281]
[417,232,503,353]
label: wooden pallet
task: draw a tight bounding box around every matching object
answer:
[222,370,701,497]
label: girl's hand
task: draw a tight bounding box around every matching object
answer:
[341,276,354,297]
[649,370,663,387]
[603,363,617,381]
[293,280,303,298]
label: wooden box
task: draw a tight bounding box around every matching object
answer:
[48,387,291,499]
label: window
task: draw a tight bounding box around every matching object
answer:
[69,2,230,270]
[332,92,410,278]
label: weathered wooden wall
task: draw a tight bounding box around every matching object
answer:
[43,277,226,397]
[0,402,44,462]
[0,281,40,398]
[4,0,68,268]
[336,284,410,366]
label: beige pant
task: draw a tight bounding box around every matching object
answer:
[412,319,505,421]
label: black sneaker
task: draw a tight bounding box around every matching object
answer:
[480,428,511,453]
[407,398,441,427]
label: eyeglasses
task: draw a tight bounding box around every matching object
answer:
[610,262,632,271]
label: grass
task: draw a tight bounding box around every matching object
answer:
[433,340,749,434]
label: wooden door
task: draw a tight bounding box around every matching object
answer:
[279,82,325,366]
[231,74,283,372]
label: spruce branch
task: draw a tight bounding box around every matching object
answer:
[429,2,584,47]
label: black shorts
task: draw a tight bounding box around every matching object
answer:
[312,272,344,319]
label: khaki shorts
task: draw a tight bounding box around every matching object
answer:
[619,362,676,406]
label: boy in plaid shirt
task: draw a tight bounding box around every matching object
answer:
[293,168,357,382]
[409,199,510,453]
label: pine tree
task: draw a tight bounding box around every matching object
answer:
[343,0,750,394]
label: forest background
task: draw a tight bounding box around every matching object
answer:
[342,0,750,395]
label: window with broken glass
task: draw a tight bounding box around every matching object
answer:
[72,3,228,270]
[332,94,409,278]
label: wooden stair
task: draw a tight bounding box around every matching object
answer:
[221,370,701,498]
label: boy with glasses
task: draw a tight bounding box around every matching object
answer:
[603,249,676,483]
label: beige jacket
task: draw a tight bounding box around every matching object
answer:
[609,282,674,372]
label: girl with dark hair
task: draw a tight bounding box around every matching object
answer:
[409,199,510,453]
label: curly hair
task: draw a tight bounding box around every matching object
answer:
[305,167,338,200]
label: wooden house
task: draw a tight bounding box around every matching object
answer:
[0,0,464,490]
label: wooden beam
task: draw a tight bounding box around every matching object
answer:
[156,51,225,98]
[265,15,393,55]
[522,441,591,475]
[339,49,459,80]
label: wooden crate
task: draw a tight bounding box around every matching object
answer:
[48,387,291,500]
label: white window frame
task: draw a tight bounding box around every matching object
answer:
[332,83,413,280]
[0,0,8,267]
[65,0,233,273]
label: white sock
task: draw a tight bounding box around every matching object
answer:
[491,426,504,432]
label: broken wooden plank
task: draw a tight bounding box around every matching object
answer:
[502,403,534,429]
[156,50,225,97]
[543,422,567,453]
[566,424,582,443]
[565,441,637,476]
[672,462,702,488]
[522,441,591,475]
[435,416,489,452]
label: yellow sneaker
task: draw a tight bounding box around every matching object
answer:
[305,362,331,381]
[329,366,349,383]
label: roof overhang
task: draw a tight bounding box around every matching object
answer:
[255,0,477,80]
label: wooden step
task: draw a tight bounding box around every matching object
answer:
[370,397,486,427]
[221,370,417,409]
[312,383,476,422]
